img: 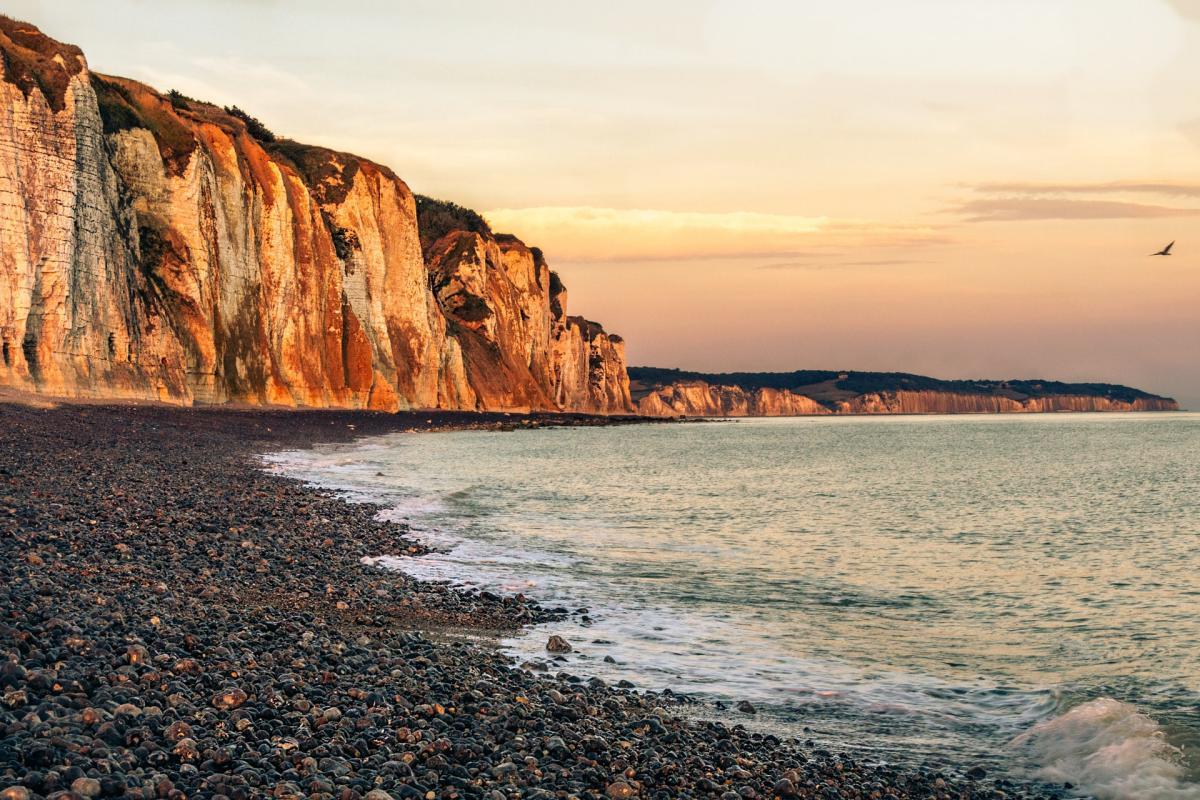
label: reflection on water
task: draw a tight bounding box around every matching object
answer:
[268,413,1200,799]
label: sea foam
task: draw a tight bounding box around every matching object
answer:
[1014,698,1198,800]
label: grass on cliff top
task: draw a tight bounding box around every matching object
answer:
[91,75,198,175]
[627,367,1165,403]
[414,195,493,261]
[268,140,365,206]
[91,71,366,202]
[0,14,86,112]
[223,105,275,143]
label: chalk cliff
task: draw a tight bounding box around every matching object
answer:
[0,17,631,413]
[426,230,629,414]
[635,381,831,417]
[830,390,1176,415]
[631,369,1178,417]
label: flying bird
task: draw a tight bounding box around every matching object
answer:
[1150,241,1174,256]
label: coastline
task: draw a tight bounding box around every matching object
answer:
[1,402,1056,800]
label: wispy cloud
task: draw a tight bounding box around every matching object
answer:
[126,51,310,110]
[955,180,1200,221]
[190,55,309,93]
[490,206,829,235]
[757,258,923,271]
[956,197,1200,222]
[972,180,1200,198]
[484,206,946,261]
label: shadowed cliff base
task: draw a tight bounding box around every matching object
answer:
[0,16,630,414]
[630,367,1179,417]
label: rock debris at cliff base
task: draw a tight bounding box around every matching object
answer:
[0,402,1064,800]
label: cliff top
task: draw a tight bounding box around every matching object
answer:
[3,15,556,280]
[0,14,87,111]
[86,70,408,203]
[415,196,493,260]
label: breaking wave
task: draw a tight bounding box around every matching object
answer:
[1015,698,1199,800]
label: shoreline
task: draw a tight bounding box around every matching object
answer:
[1,402,1058,800]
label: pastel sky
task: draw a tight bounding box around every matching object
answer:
[10,0,1200,406]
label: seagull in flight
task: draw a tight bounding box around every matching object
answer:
[1150,241,1174,256]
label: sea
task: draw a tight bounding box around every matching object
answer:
[265,412,1200,800]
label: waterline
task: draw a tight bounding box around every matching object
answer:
[267,413,1200,798]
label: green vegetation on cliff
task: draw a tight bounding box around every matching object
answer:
[414,195,492,261]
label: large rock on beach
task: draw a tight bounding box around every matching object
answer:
[546,634,573,653]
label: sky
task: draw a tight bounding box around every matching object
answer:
[9,0,1200,406]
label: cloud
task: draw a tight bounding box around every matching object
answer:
[483,206,946,261]
[757,258,923,271]
[127,52,309,110]
[971,180,1200,198]
[190,56,309,93]
[1165,0,1200,22]
[956,197,1200,222]
[955,180,1200,221]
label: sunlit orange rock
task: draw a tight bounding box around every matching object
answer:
[0,17,631,414]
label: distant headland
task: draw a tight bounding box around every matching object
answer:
[630,367,1178,417]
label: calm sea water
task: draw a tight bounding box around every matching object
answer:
[267,413,1200,800]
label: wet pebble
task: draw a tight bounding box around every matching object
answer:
[546,634,573,653]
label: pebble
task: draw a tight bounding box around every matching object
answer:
[605,780,635,798]
[211,688,248,709]
[69,778,100,798]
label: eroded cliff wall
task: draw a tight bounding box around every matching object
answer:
[831,390,1176,415]
[635,382,831,417]
[427,230,629,413]
[0,18,631,413]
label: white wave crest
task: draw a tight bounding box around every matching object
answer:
[1014,698,1199,800]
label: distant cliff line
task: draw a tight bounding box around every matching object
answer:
[630,368,1179,417]
[0,16,630,413]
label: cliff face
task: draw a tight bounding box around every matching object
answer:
[0,22,188,402]
[635,381,831,417]
[634,379,1179,417]
[427,230,629,413]
[831,390,1176,415]
[0,18,631,413]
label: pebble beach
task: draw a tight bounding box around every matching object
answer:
[0,402,1061,800]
